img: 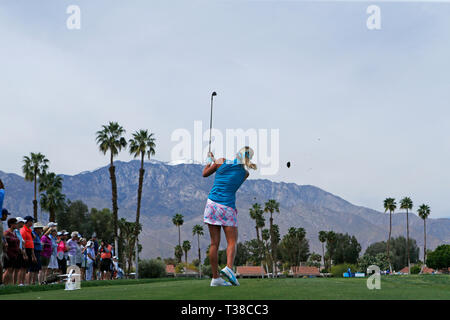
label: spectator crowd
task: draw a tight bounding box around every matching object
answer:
[0,179,124,286]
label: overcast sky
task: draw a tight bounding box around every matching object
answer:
[1,1,450,218]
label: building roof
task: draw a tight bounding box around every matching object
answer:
[290,266,320,276]
[399,267,409,274]
[421,266,434,274]
[166,264,175,274]
[236,266,265,275]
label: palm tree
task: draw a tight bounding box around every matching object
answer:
[39,172,65,222]
[182,240,191,265]
[261,229,270,274]
[96,122,127,257]
[129,129,156,278]
[383,197,396,271]
[22,152,49,220]
[326,231,336,269]
[192,224,204,277]
[172,213,184,247]
[318,231,328,269]
[417,204,431,265]
[249,203,264,241]
[399,197,413,273]
[264,199,280,277]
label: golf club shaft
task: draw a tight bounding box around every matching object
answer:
[208,94,214,154]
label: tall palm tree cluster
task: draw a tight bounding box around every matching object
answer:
[22,153,66,222]
[248,199,281,277]
[383,197,431,271]
[95,122,156,277]
[21,122,156,278]
[172,213,205,275]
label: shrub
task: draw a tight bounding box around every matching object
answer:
[426,245,450,270]
[331,264,357,277]
[138,259,167,278]
[192,259,200,267]
[410,265,421,274]
[175,263,185,273]
[200,264,212,278]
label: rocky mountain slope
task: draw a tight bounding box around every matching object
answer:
[1,160,449,260]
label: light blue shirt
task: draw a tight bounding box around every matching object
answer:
[208,158,247,209]
[14,229,23,250]
[49,234,57,256]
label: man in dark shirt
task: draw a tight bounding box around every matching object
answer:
[3,218,20,285]
[1,207,11,285]
[91,233,99,280]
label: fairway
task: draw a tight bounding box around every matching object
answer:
[1,275,449,300]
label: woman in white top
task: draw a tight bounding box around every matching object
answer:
[84,241,96,281]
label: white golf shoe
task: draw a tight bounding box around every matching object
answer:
[220,266,240,286]
[210,277,232,286]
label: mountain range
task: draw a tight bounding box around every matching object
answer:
[1,160,449,261]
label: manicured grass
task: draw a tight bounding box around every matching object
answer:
[0,275,449,300]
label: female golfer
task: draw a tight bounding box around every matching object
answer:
[202,146,257,286]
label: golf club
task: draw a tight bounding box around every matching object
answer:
[208,91,217,154]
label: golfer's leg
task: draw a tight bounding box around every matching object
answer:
[208,224,221,279]
[223,226,238,269]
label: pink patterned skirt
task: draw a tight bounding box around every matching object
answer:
[203,199,238,227]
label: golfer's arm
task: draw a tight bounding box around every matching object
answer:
[202,158,224,177]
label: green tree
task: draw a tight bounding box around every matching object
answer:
[249,203,265,270]
[172,213,184,248]
[358,253,389,273]
[325,231,336,268]
[364,237,419,271]
[417,204,431,264]
[129,129,156,278]
[399,197,413,272]
[96,122,127,256]
[318,231,328,268]
[249,203,264,242]
[192,224,204,274]
[182,240,191,264]
[234,242,249,266]
[22,152,49,220]
[245,239,263,265]
[307,252,322,268]
[56,200,90,236]
[383,197,397,271]
[118,218,142,275]
[264,199,280,277]
[426,245,450,270]
[89,208,115,243]
[261,229,271,273]
[279,227,310,267]
[174,245,183,264]
[326,233,361,265]
[39,172,65,223]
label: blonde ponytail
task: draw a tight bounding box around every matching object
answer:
[244,153,257,170]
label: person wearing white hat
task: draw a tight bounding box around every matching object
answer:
[29,222,44,285]
[56,231,68,275]
[47,228,59,274]
[40,226,53,284]
[47,222,57,228]
[83,240,95,280]
[202,146,257,287]
[67,231,80,267]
